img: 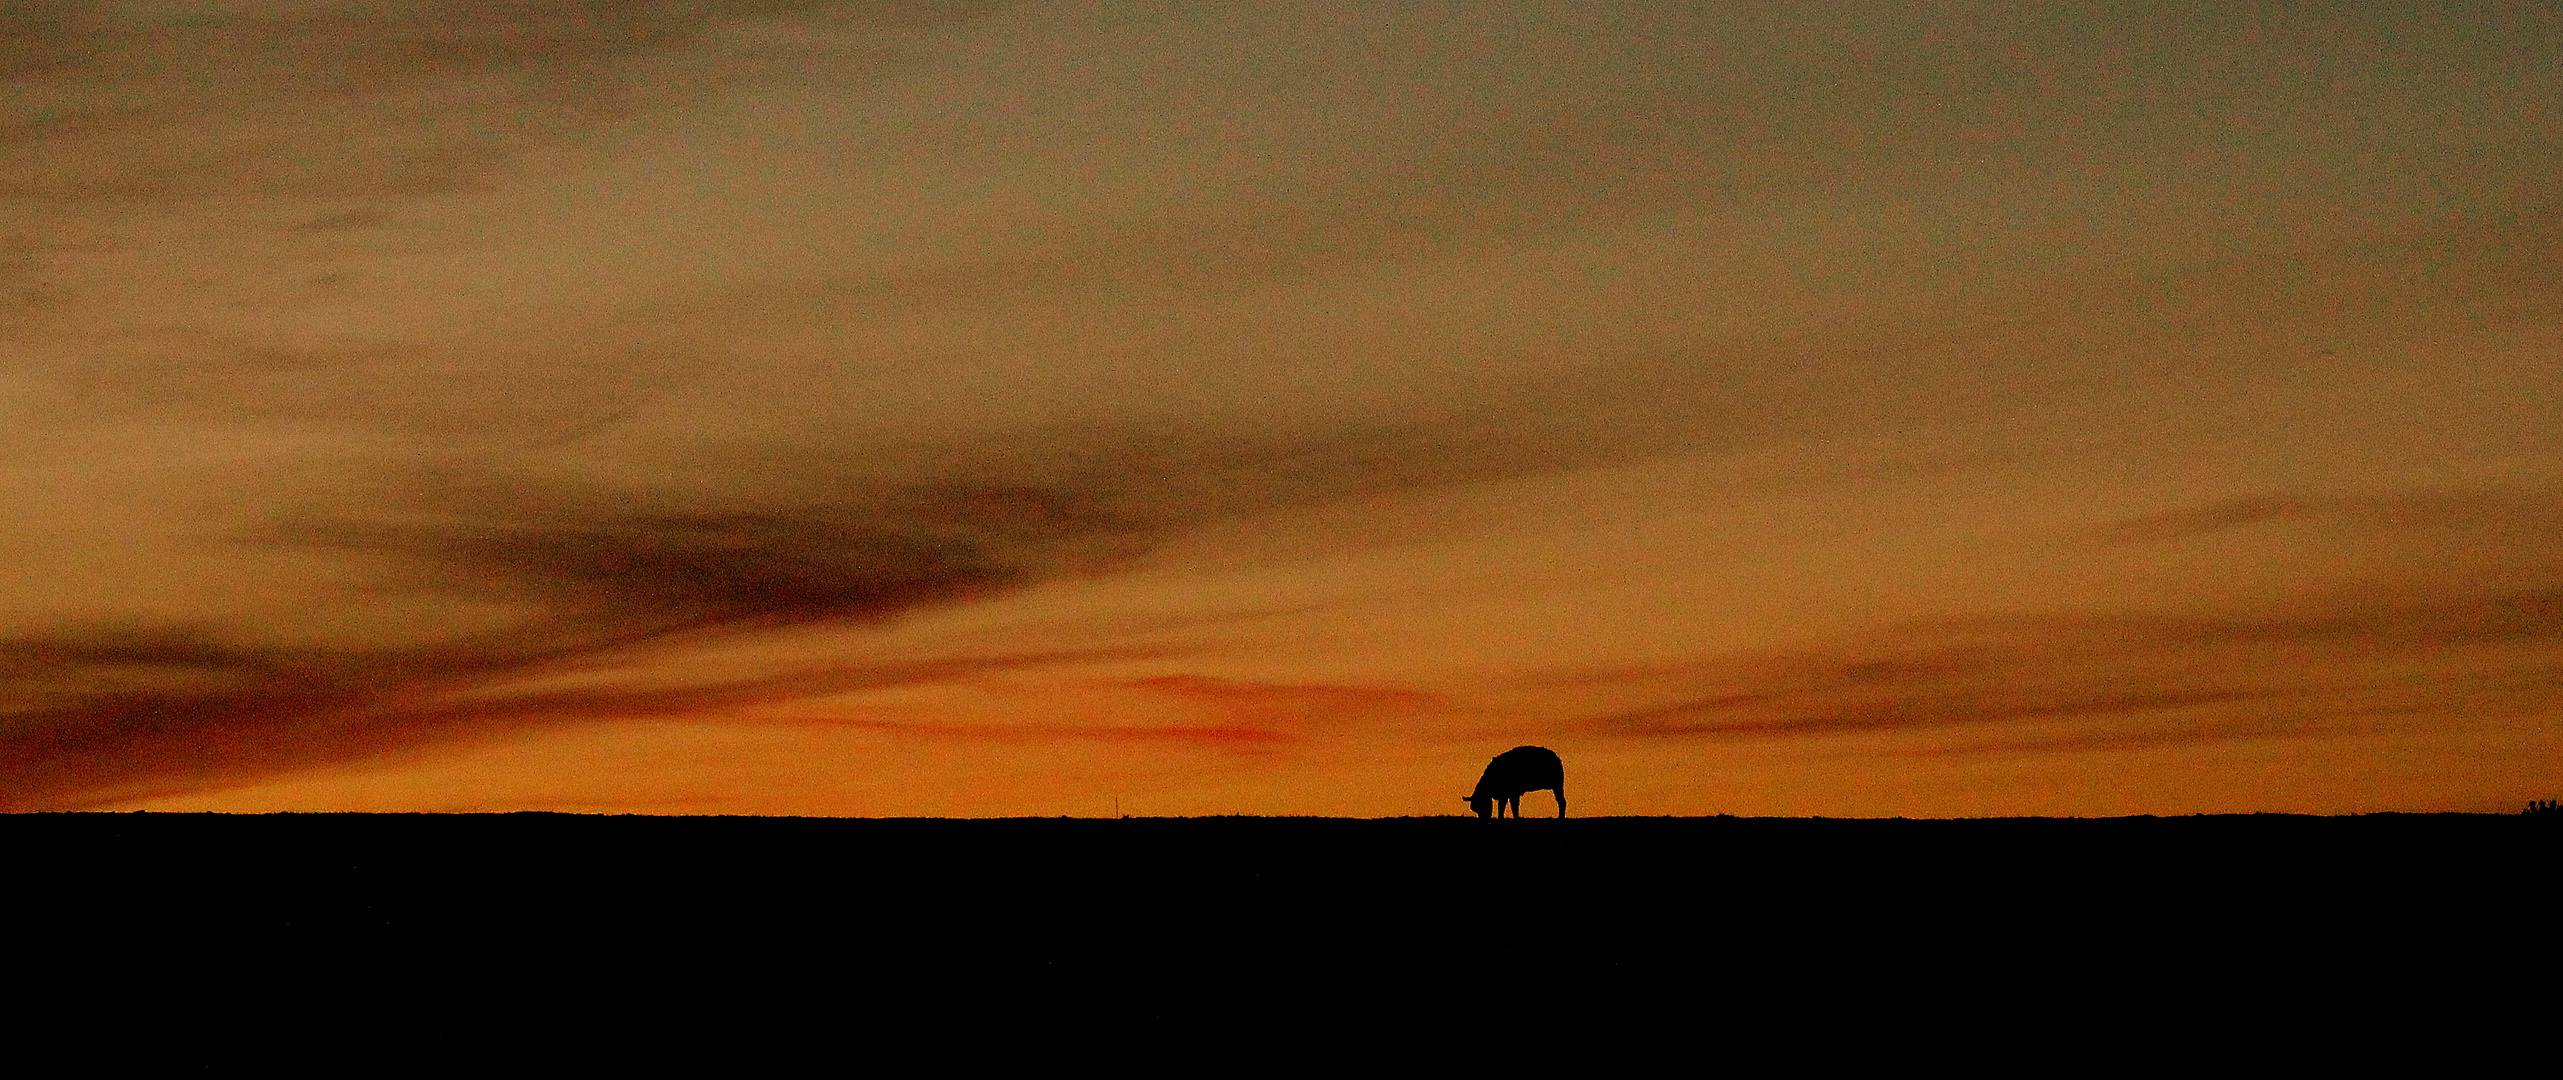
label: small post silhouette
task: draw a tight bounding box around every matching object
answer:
[1463,746,1565,819]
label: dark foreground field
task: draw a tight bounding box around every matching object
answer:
[15,813,2543,967]
[13,811,2550,1053]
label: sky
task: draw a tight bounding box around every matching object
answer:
[3,1,2558,816]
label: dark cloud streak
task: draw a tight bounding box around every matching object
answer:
[281,480,1132,633]
[0,613,1172,811]
[1,454,1162,807]
[0,407,1586,808]
[2094,488,2563,548]
[1583,579,2563,748]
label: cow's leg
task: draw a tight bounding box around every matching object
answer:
[1554,787,1566,818]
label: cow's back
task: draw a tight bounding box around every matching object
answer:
[1478,745,1563,796]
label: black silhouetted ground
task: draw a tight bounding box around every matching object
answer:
[11,812,2541,1053]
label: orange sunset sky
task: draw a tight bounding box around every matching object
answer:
[4,1,2558,815]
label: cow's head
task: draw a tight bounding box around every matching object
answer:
[1464,794,1493,819]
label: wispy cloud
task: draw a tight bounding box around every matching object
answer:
[0,455,1163,807]
[0,2,1003,203]
[763,715,1295,746]
[2091,488,2563,548]
[1110,675,1439,728]
[0,407,1555,808]
[1578,575,2563,750]
[0,621,1198,811]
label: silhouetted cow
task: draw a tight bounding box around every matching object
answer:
[1464,746,1565,819]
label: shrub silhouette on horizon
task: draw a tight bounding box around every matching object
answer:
[1465,746,1565,819]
